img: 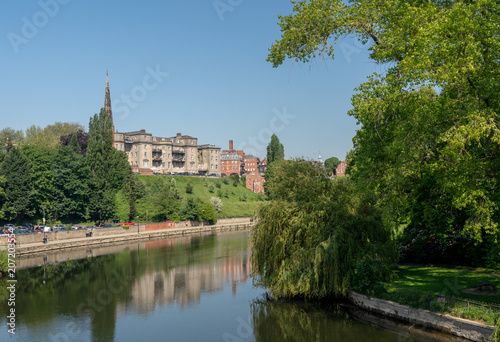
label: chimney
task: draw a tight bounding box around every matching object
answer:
[177,133,181,138]
[229,140,233,151]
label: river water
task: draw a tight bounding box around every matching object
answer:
[0,231,465,342]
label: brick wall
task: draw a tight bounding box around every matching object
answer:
[145,222,175,231]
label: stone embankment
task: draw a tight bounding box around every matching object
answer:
[349,291,494,342]
[0,217,254,256]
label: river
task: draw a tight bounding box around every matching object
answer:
[0,230,466,341]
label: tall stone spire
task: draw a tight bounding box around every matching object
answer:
[104,72,114,133]
[318,151,323,166]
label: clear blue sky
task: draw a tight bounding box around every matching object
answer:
[0,0,380,161]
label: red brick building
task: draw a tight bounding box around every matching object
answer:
[221,140,245,177]
[243,155,260,174]
[246,171,265,194]
[336,160,347,176]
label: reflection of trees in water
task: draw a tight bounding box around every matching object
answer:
[251,299,425,342]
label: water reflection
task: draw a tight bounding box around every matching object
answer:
[0,231,252,341]
[251,300,468,342]
[0,231,469,342]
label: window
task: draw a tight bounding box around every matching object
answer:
[145,145,148,149]
[191,155,194,160]
[191,148,194,153]
[168,162,171,168]
[211,156,213,161]
[143,160,148,167]
[216,164,218,169]
[169,146,171,150]
[162,146,165,150]
[162,162,165,167]
[144,152,147,157]
[135,152,137,157]
[211,165,213,170]
[134,145,137,150]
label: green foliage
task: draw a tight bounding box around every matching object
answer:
[51,140,91,221]
[0,147,33,221]
[86,108,132,222]
[268,0,500,262]
[207,183,215,193]
[199,201,216,225]
[222,178,229,185]
[0,250,7,273]
[266,134,284,164]
[24,122,84,148]
[185,182,193,194]
[181,198,199,221]
[0,127,24,147]
[492,317,500,342]
[324,156,340,175]
[252,160,396,298]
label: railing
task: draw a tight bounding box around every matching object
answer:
[173,148,185,154]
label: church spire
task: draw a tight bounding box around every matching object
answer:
[104,72,114,133]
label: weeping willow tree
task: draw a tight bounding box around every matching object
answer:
[251,160,396,298]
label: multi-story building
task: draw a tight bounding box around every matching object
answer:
[243,155,260,174]
[336,160,347,176]
[221,140,245,177]
[105,74,221,176]
[246,170,265,194]
[198,144,221,176]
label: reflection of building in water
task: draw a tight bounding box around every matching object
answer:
[125,253,251,314]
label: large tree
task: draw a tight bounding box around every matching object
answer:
[266,134,285,164]
[252,160,396,298]
[267,0,500,259]
[24,122,84,148]
[51,135,92,221]
[324,156,340,175]
[87,108,131,222]
[0,148,33,222]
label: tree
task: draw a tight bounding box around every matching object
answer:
[266,134,284,164]
[181,198,199,221]
[209,197,223,213]
[51,135,91,221]
[252,160,396,298]
[0,128,24,148]
[24,122,84,148]
[267,0,500,262]
[86,108,131,222]
[0,176,6,220]
[60,129,89,156]
[21,144,57,221]
[199,201,216,225]
[324,157,340,175]
[0,148,33,222]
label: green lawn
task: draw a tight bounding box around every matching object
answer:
[375,265,500,325]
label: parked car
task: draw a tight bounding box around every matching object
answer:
[4,224,15,230]
[25,223,34,230]
[53,224,66,231]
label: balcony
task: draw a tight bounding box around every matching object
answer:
[124,137,133,143]
[172,148,185,154]
[173,157,185,162]
[153,156,162,161]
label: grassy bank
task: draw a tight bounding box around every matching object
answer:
[116,175,266,222]
[371,266,500,325]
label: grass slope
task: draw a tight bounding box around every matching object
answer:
[116,175,265,222]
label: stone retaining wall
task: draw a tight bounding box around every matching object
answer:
[348,291,494,342]
[11,222,254,255]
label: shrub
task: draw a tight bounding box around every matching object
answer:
[208,183,215,193]
[185,182,194,194]
[210,197,223,213]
